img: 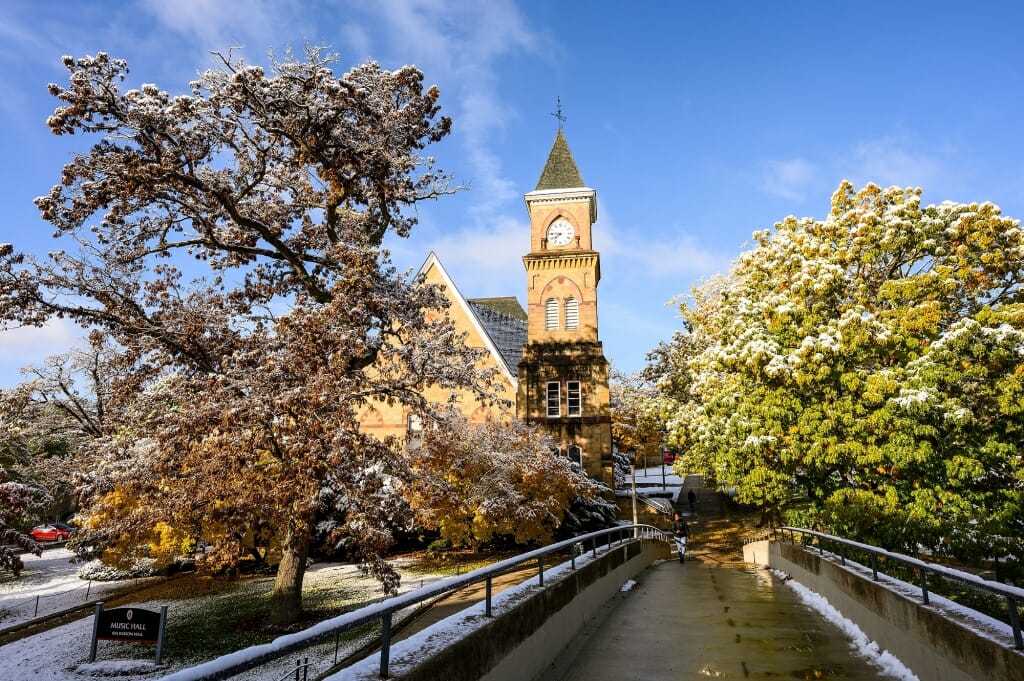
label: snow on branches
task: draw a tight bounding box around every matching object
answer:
[658,182,1024,557]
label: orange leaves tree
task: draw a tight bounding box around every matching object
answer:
[406,414,604,547]
[0,49,497,624]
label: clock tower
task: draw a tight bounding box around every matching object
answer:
[517,129,613,488]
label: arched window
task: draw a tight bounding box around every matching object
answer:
[565,297,579,330]
[545,298,559,330]
[568,444,582,465]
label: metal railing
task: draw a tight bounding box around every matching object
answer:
[159,524,670,681]
[775,526,1024,649]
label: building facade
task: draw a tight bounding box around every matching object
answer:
[362,130,613,488]
[516,130,614,488]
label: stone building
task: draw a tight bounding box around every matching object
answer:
[365,130,613,488]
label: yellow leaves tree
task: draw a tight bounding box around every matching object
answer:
[406,414,603,547]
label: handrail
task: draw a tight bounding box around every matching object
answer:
[159,524,670,681]
[776,526,1024,649]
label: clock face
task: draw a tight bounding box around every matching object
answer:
[546,219,575,247]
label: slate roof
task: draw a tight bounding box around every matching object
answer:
[468,296,528,321]
[468,299,528,373]
[535,129,584,190]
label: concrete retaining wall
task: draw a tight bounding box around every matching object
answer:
[744,539,1024,681]
[336,537,669,681]
[480,539,668,681]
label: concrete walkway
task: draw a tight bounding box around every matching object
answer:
[536,483,895,681]
[538,558,893,680]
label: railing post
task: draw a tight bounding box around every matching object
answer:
[89,602,102,663]
[840,544,846,566]
[919,567,930,605]
[379,612,392,679]
[34,595,39,618]
[155,605,168,666]
[538,556,544,587]
[871,554,878,581]
[485,576,493,617]
[1007,596,1022,650]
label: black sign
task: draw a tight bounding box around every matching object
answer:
[96,607,161,644]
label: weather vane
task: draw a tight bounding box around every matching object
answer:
[551,96,566,130]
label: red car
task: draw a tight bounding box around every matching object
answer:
[28,523,73,542]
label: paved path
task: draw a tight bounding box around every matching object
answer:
[537,480,895,680]
[539,558,893,680]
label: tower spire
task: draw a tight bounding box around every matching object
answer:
[535,127,584,190]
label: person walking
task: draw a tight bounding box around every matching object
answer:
[672,512,689,563]
[687,489,697,514]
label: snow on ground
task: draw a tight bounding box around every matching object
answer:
[771,569,920,681]
[0,556,446,680]
[616,466,688,504]
[324,547,608,681]
[0,547,158,629]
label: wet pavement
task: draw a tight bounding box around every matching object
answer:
[539,559,894,680]
[538,504,896,681]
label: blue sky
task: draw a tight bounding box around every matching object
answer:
[1,0,1021,387]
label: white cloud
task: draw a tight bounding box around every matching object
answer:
[359,0,540,219]
[843,137,943,190]
[756,158,817,201]
[392,214,527,299]
[139,0,287,51]
[0,319,84,386]
[596,205,732,280]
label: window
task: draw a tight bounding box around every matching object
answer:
[406,413,424,450]
[565,297,579,330]
[545,298,559,330]
[568,444,582,465]
[546,382,561,417]
[567,381,582,417]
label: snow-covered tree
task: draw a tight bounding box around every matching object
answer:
[0,466,41,576]
[609,368,663,462]
[658,182,1024,557]
[0,49,499,624]
[406,413,604,547]
[0,339,114,521]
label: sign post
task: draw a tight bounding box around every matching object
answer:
[90,603,169,665]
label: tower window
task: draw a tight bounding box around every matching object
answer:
[546,381,561,417]
[565,297,579,330]
[407,412,424,450]
[567,381,582,417]
[545,298,559,330]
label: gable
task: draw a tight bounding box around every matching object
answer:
[417,253,523,383]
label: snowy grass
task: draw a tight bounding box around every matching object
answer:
[0,548,158,629]
[0,554,451,680]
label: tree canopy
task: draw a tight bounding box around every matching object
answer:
[406,412,603,547]
[0,48,497,624]
[657,182,1024,560]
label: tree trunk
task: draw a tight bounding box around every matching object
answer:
[269,511,313,626]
